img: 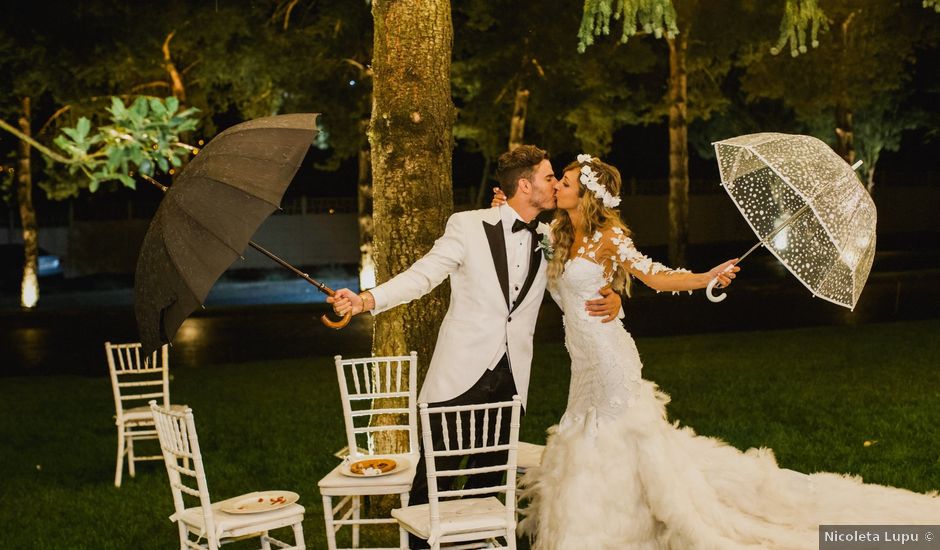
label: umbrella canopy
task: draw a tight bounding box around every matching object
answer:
[712,132,877,310]
[135,113,319,355]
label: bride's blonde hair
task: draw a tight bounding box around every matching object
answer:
[549,157,634,296]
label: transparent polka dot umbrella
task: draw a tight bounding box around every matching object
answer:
[707,132,877,310]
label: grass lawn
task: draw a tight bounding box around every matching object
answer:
[2,319,938,548]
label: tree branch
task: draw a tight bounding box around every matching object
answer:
[283,0,299,30]
[343,58,374,78]
[37,105,72,136]
[129,81,172,93]
[0,118,73,164]
[162,31,186,101]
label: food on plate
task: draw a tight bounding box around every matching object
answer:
[349,458,397,475]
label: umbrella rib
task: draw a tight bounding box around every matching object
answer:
[744,145,842,248]
[159,236,207,305]
[167,190,254,258]
[193,171,290,210]
[145,174,264,258]
[201,153,303,209]
[758,239,849,309]
[716,154,851,309]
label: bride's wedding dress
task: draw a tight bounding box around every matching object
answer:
[519,229,940,549]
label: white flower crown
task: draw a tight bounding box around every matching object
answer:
[576,154,621,208]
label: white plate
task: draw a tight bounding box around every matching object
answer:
[340,456,410,478]
[220,491,299,514]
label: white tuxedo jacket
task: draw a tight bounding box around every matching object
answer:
[370,207,548,408]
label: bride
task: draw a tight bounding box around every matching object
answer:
[496,154,940,549]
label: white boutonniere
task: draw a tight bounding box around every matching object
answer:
[535,222,553,260]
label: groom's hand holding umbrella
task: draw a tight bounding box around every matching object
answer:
[329,288,371,317]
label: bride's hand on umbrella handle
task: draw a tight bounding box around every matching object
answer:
[705,259,740,303]
[491,187,507,208]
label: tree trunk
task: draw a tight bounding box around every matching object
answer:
[357,118,376,290]
[508,88,529,151]
[370,0,454,455]
[667,33,689,268]
[17,96,39,309]
[835,106,855,165]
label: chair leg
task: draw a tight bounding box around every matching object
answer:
[177,522,189,550]
[260,531,272,550]
[127,436,136,478]
[291,521,306,550]
[114,427,125,487]
[507,529,518,549]
[398,492,410,550]
[351,495,361,548]
[322,495,338,550]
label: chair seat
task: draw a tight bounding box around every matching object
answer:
[121,403,188,424]
[318,453,418,496]
[517,442,545,470]
[171,493,305,540]
[392,496,509,540]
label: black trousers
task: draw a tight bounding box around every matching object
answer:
[407,354,521,548]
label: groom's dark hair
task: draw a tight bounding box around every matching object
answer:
[496,145,549,199]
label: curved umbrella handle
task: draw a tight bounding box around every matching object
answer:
[706,277,728,303]
[320,310,352,330]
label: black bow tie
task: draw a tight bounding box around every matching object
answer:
[512,219,539,234]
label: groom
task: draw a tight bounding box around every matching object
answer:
[329,145,620,542]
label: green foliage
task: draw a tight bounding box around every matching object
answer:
[453,0,661,168]
[771,0,830,57]
[47,96,198,198]
[577,0,679,52]
[854,92,924,185]
[741,0,938,179]
[569,0,773,149]
[925,0,940,13]
[1,0,374,191]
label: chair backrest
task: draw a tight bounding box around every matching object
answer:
[149,401,217,542]
[420,396,522,536]
[333,352,418,458]
[105,342,170,421]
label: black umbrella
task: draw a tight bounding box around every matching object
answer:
[135,113,350,356]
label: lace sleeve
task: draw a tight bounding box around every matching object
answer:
[590,228,692,294]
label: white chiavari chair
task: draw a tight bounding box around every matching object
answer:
[150,402,306,550]
[105,341,186,487]
[392,396,522,550]
[318,352,419,550]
